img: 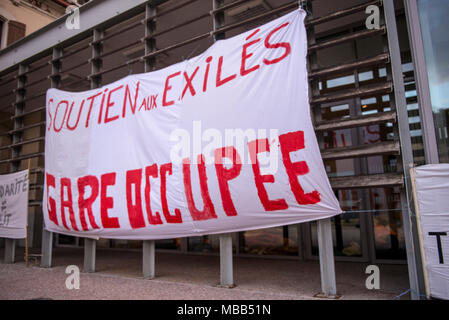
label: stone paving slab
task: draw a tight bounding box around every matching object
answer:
[0,247,410,300]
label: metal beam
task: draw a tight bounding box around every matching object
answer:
[213,0,234,288]
[4,238,16,264]
[83,238,96,273]
[82,29,102,273]
[305,0,338,298]
[40,229,53,267]
[0,0,169,75]
[5,63,27,264]
[317,219,337,297]
[41,46,62,269]
[143,240,155,279]
[219,233,234,287]
[142,3,157,281]
[403,0,439,164]
[383,0,426,300]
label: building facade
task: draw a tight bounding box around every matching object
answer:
[0,0,447,299]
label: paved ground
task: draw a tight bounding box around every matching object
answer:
[0,247,411,300]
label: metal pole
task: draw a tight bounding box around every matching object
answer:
[82,29,104,272]
[84,238,96,272]
[213,0,234,287]
[5,63,28,264]
[142,3,158,280]
[143,239,155,279]
[25,158,30,267]
[403,0,439,164]
[41,47,61,268]
[304,0,338,297]
[317,218,337,297]
[383,0,426,299]
[219,233,234,287]
[40,228,53,267]
[4,238,16,263]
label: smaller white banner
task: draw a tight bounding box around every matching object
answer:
[414,164,449,300]
[0,170,29,239]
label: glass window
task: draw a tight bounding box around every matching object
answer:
[418,0,449,162]
[240,225,298,256]
[371,187,406,260]
[311,189,363,258]
[56,234,80,246]
[188,235,220,253]
[156,238,181,250]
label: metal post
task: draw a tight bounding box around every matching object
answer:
[213,0,234,287]
[40,229,53,267]
[317,218,337,297]
[4,238,16,263]
[403,0,439,164]
[213,0,225,41]
[304,0,338,297]
[41,47,62,268]
[383,0,426,299]
[84,238,96,272]
[219,233,234,287]
[142,3,158,280]
[82,29,104,272]
[143,239,155,279]
[6,63,28,264]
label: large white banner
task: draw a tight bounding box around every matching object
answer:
[43,10,342,240]
[413,164,449,300]
[0,170,29,239]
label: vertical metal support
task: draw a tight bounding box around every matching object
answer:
[213,0,234,287]
[305,0,338,296]
[82,29,104,272]
[143,239,155,279]
[383,0,425,299]
[90,29,103,89]
[317,219,337,297]
[5,63,28,263]
[4,239,16,263]
[144,4,157,73]
[213,0,225,41]
[350,38,374,263]
[404,0,439,164]
[40,229,53,267]
[142,3,158,280]
[219,233,234,287]
[12,64,28,171]
[142,239,156,278]
[41,47,62,268]
[84,238,96,273]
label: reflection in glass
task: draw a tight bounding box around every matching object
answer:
[311,190,362,257]
[188,235,221,253]
[156,238,181,250]
[418,0,449,162]
[240,225,298,256]
[370,187,406,260]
